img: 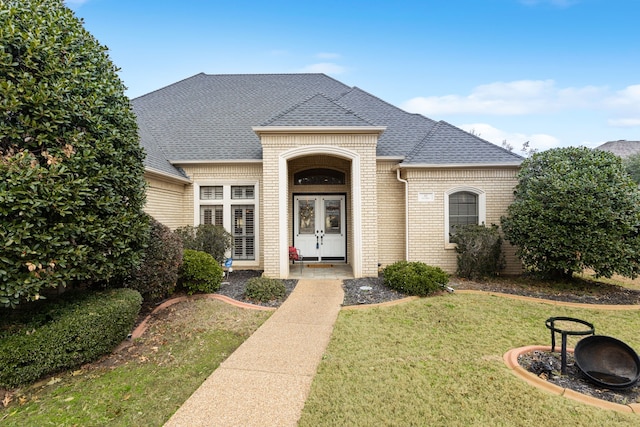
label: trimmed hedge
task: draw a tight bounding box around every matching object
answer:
[179,249,223,295]
[0,288,142,388]
[383,261,449,297]
[244,277,286,302]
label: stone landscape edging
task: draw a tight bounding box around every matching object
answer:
[504,345,640,414]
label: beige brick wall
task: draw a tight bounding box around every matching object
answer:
[402,167,521,274]
[377,161,406,266]
[144,174,188,230]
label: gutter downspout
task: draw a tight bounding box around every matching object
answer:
[396,168,409,261]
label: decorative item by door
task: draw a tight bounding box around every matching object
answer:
[294,195,346,262]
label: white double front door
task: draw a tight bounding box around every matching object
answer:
[294,195,346,262]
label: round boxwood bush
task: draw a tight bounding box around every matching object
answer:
[178,249,223,295]
[383,261,449,296]
[244,277,286,302]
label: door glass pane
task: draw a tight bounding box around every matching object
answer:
[299,200,315,234]
[324,200,341,234]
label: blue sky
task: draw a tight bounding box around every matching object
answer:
[65,0,640,152]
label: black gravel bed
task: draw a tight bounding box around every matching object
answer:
[216,270,408,307]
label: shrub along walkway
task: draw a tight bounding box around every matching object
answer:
[164,279,344,427]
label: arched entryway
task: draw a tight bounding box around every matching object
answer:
[289,158,350,264]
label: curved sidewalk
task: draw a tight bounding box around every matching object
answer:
[164,279,344,427]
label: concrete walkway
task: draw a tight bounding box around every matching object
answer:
[164,279,344,427]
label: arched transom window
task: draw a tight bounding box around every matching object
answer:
[294,168,345,185]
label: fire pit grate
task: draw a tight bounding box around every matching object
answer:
[545,317,595,375]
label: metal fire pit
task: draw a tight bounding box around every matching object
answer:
[574,335,640,389]
[545,317,595,375]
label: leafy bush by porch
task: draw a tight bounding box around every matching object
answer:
[244,277,286,302]
[0,0,149,307]
[0,289,142,388]
[450,224,505,279]
[501,147,640,279]
[383,261,449,296]
[175,224,233,264]
[179,249,223,295]
[123,216,183,301]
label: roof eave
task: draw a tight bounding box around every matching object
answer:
[144,167,192,183]
[170,159,263,165]
[252,126,386,135]
[398,162,522,168]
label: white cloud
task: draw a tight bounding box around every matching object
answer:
[608,118,640,127]
[316,52,341,59]
[460,122,560,152]
[605,84,640,110]
[402,79,606,116]
[299,62,346,75]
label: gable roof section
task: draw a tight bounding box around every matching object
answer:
[133,73,523,173]
[261,93,376,127]
[404,121,523,166]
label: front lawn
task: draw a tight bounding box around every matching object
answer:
[299,293,640,426]
[0,299,271,426]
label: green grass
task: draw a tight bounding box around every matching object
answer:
[299,293,640,426]
[0,299,271,426]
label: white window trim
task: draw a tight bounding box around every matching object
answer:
[444,186,486,249]
[193,181,260,266]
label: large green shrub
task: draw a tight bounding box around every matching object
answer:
[0,288,142,388]
[123,216,183,301]
[244,277,286,302]
[502,147,640,279]
[383,261,449,297]
[450,224,505,279]
[0,0,149,307]
[175,225,233,264]
[179,249,223,295]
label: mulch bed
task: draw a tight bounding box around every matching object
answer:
[518,350,640,405]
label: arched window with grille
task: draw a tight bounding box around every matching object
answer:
[444,187,486,247]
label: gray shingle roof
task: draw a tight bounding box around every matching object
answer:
[404,121,523,165]
[132,73,522,176]
[261,93,376,127]
[595,140,640,158]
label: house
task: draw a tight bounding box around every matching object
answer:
[595,140,640,158]
[133,73,523,279]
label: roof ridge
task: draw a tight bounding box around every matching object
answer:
[340,87,437,125]
[404,121,444,161]
[439,120,524,160]
[132,73,206,101]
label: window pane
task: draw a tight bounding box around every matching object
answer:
[200,206,223,226]
[324,200,341,234]
[200,186,223,200]
[449,191,478,235]
[298,200,315,234]
[231,186,254,199]
[231,205,255,260]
